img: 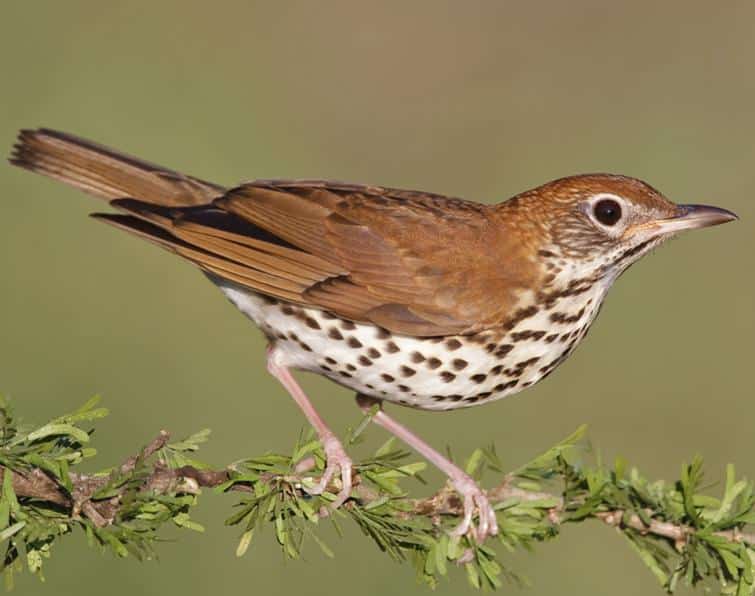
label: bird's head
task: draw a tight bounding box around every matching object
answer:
[502,174,738,286]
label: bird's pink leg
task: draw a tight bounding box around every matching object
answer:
[356,394,498,542]
[266,348,352,511]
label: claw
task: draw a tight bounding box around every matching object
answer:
[447,474,499,543]
[304,433,353,514]
[265,350,354,515]
[354,394,499,543]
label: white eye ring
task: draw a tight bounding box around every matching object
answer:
[584,193,629,233]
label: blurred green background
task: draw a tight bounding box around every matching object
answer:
[1,2,753,594]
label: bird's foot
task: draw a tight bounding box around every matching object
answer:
[303,433,353,514]
[447,473,498,543]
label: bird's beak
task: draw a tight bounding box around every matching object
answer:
[647,204,739,235]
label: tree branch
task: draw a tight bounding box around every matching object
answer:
[2,397,753,594]
[5,433,753,549]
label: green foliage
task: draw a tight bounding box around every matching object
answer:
[0,396,753,594]
[0,396,205,588]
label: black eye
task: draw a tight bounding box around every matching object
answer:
[593,199,622,226]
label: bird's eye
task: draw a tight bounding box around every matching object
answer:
[593,199,622,226]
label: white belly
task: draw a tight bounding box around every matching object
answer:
[211,277,607,411]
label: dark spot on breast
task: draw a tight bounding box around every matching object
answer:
[367,347,381,359]
[470,373,487,384]
[559,333,570,342]
[322,311,337,319]
[445,339,462,351]
[347,337,363,348]
[346,363,356,371]
[615,237,656,263]
[381,373,395,383]
[538,366,556,379]
[366,383,374,389]
[376,327,391,339]
[398,384,410,392]
[545,333,559,343]
[325,357,337,365]
[511,330,546,342]
[328,328,344,340]
[341,320,356,330]
[495,344,513,358]
[539,278,595,306]
[452,358,468,370]
[385,341,400,353]
[358,356,373,366]
[339,371,352,378]
[427,357,442,369]
[494,380,519,391]
[321,365,332,372]
[289,332,299,341]
[440,371,456,383]
[281,305,295,316]
[464,396,480,403]
[515,357,540,369]
[538,249,556,258]
[550,307,586,324]
[400,366,416,377]
[490,364,503,375]
[503,305,539,330]
[304,317,321,330]
[539,350,571,376]
[410,351,426,363]
[298,341,312,352]
[485,343,497,354]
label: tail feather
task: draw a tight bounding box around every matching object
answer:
[7,128,342,309]
[9,128,225,206]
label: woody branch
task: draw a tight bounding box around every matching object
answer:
[6,430,753,547]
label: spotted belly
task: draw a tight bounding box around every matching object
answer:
[214,279,602,411]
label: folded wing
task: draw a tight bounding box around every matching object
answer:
[11,129,526,336]
[100,180,521,336]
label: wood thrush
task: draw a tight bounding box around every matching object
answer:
[8,129,737,541]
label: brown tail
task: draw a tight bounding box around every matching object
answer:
[8,128,226,206]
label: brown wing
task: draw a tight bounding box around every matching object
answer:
[216,181,512,335]
[96,199,348,306]
[102,180,532,336]
[10,129,532,336]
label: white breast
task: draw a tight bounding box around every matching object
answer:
[211,276,610,412]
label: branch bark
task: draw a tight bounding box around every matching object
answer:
[5,431,754,548]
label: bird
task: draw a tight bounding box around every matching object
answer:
[8,128,737,542]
